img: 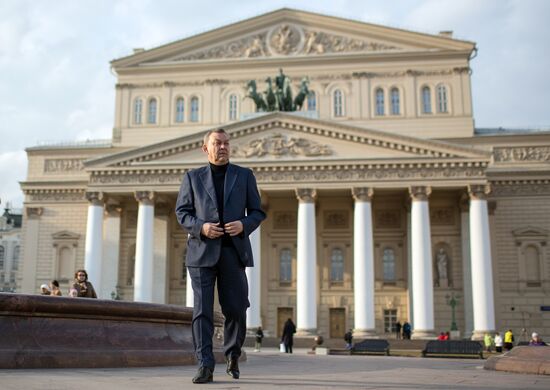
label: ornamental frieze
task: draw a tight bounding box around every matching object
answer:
[233,133,332,158]
[490,181,550,197]
[493,146,550,163]
[44,158,85,173]
[171,24,399,62]
[26,190,86,202]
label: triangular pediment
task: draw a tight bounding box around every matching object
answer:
[112,9,474,68]
[52,230,81,240]
[85,112,490,170]
[512,226,549,240]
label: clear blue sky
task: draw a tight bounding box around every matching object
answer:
[1,0,549,208]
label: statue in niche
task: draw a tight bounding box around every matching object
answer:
[436,248,449,284]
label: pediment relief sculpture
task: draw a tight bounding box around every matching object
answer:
[233,133,332,158]
[171,23,400,61]
[493,146,550,163]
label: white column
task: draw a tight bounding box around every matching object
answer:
[133,191,155,303]
[406,206,414,326]
[296,188,317,335]
[409,186,435,339]
[84,192,104,296]
[246,226,262,330]
[21,207,43,293]
[460,195,474,338]
[352,188,377,337]
[153,205,169,304]
[101,204,121,299]
[469,185,496,339]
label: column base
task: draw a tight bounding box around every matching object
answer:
[411,329,437,340]
[295,328,317,337]
[471,330,494,341]
[352,329,379,339]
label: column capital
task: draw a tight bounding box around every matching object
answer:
[352,187,373,202]
[85,191,104,206]
[409,186,431,201]
[134,191,155,205]
[25,207,43,219]
[295,188,316,203]
[468,184,491,200]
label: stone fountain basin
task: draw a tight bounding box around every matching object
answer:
[0,293,227,369]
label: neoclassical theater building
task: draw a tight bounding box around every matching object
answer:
[20,9,550,339]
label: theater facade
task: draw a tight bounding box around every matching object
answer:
[20,9,550,339]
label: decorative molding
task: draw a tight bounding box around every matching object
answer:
[430,207,455,225]
[85,191,104,206]
[493,146,550,163]
[490,180,550,197]
[134,191,155,205]
[458,192,470,212]
[44,159,85,173]
[24,189,86,202]
[351,187,373,202]
[170,24,400,62]
[374,210,401,229]
[25,207,43,219]
[295,188,316,203]
[409,186,431,201]
[233,133,332,158]
[323,210,349,229]
[468,184,491,200]
[273,211,297,230]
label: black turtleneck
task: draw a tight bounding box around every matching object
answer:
[209,162,232,245]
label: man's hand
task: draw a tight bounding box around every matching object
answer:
[201,222,224,239]
[224,220,243,236]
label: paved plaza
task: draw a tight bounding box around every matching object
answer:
[2,348,549,389]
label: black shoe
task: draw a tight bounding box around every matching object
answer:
[226,357,240,379]
[192,366,213,384]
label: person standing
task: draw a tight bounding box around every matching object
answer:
[344,329,353,350]
[402,322,411,340]
[484,333,493,352]
[395,321,402,339]
[175,129,265,384]
[281,318,296,353]
[494,332,503,353]
[254,326,264,352]
[504,329,514,351]
[70,269,97,298]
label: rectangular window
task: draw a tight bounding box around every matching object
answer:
[383,309,397,333]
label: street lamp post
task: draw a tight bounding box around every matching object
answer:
[446,293,460,331]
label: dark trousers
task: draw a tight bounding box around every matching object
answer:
[188,246,249,369]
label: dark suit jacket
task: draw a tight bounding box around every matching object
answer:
[175,163,266,267]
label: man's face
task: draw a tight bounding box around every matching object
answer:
[203,132,230,165]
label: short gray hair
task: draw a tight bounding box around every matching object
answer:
[203,128,229,145]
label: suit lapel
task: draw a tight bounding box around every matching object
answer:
[199,166,217,206]
[224,164,238,206]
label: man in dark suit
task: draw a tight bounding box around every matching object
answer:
[176,128,265,384]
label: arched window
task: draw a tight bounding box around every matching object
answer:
[12,246,19,271]
[307,91,316,111]
[525,245,541,283]
[422,86,432,114]
[133,98,143,124]
[383,248,396,281]
[228,94,238,121]
[127,244,136,286]
[330,248,344,282]
[375,88,385,116]
[0,246,4,270]
[436,84,448,113]
[390,87,400,115]
[279,248,292,283]
[147,98,157,124]
[333,89,343,117]
[58,246,72,279]
[190,97,199,122]
[175,97,185,123]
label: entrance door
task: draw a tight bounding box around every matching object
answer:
[329,308,346,338]
[277,307,294,338]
